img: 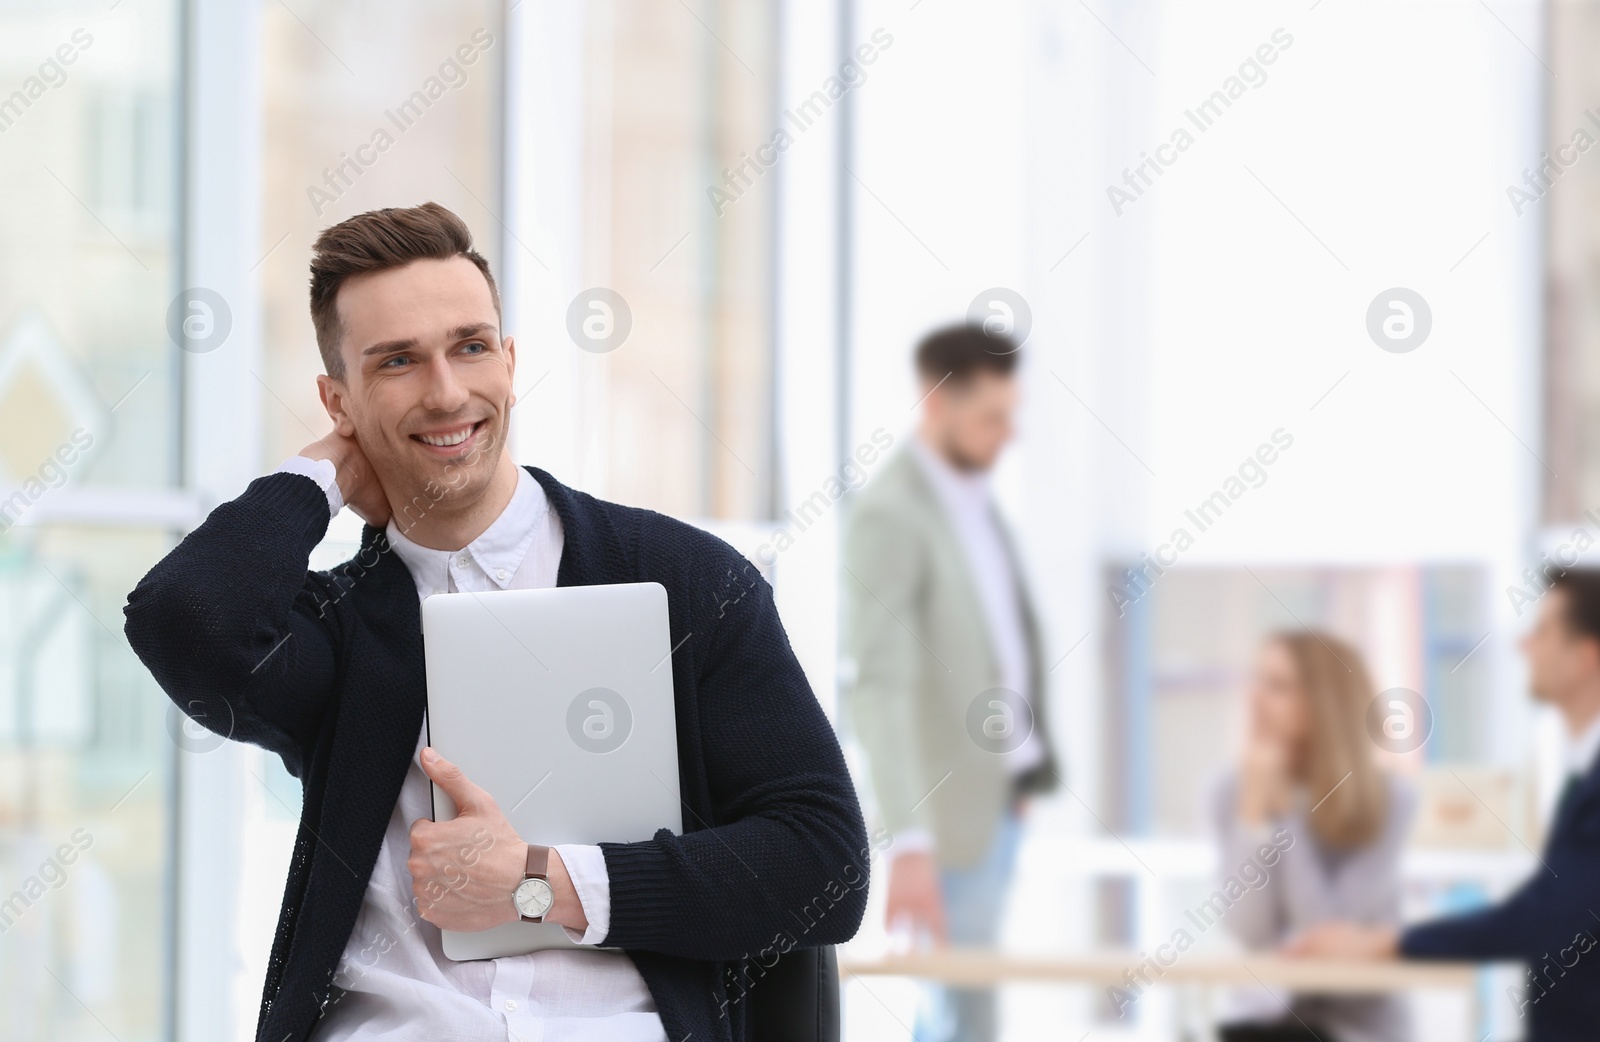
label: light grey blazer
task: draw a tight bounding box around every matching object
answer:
[1212,771,1418,1042]
[840,446,1059,869]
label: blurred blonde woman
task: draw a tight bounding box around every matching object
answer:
[1212,631,1417,1042]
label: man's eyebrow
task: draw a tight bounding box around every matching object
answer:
[361,323,498,358]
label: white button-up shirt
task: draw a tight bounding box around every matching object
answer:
[1567,710,1600,779]
[908,435,1045,779]
[281,458,666,1042]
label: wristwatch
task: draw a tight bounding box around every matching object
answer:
[513,844,555,923]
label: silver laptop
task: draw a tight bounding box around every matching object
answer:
[420,581,683,960]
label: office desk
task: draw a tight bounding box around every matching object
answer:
[840,949,1485,1038]
[839,949,1478,992]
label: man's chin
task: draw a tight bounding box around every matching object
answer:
[950,451,997,473]
[378,444,502,504]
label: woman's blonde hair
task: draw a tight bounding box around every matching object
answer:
[1271,630,1388,849]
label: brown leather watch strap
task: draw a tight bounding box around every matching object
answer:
[524,843,549,879]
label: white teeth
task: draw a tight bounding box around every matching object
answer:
[417,425,474,447]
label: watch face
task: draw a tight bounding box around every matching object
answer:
[514,877,554,920]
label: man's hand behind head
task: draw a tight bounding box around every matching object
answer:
[300,428,391,528]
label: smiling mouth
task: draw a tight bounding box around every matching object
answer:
[411,419,487,450]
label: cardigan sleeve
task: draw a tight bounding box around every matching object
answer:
[123,471,346,776]
[1401,783,1600,962]
[598,544,871,961]
[1399,862,1592,962]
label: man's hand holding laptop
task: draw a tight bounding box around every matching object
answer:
[408,745,588,934]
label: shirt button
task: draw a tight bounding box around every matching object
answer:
[456,554,469,568]
[497,569,508,581]
[504,999,518,1012]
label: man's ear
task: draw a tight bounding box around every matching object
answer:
[317,373,358,437]
[503,333,517,407]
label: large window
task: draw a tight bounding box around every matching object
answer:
[573,0,779,521]
[0,2,182,1039]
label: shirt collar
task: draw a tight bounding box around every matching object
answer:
[384,467,546,593]
[1569,711,1600,777]
[910,432,991,511]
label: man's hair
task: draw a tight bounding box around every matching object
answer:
[1550,570,1600,644]
[914,323,1021,386]
[309,202,501,380]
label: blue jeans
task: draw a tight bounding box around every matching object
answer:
[912,809,1023,1042]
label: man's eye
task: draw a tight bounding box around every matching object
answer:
[380,356,409,368]
[461,341,487,354]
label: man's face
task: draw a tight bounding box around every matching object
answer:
[926,370,1018,472]
[319,256,515,508]
[1522,589,1600,707]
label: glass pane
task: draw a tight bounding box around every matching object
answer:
[0,525,177,1042]
[582,0,778,520]
[0,3,180,1040]
[0,5,180,498]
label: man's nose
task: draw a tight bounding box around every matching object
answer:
[419,355,470,412]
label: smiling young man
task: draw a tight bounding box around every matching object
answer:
[124,202,868,1042]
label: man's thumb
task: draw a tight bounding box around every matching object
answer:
[421,747,475,812]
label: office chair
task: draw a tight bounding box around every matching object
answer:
[751,945,840,1042]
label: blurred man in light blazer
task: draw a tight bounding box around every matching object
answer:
[842,322,1059,1042]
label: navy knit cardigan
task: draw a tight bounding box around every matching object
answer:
[124,465,869,1042]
